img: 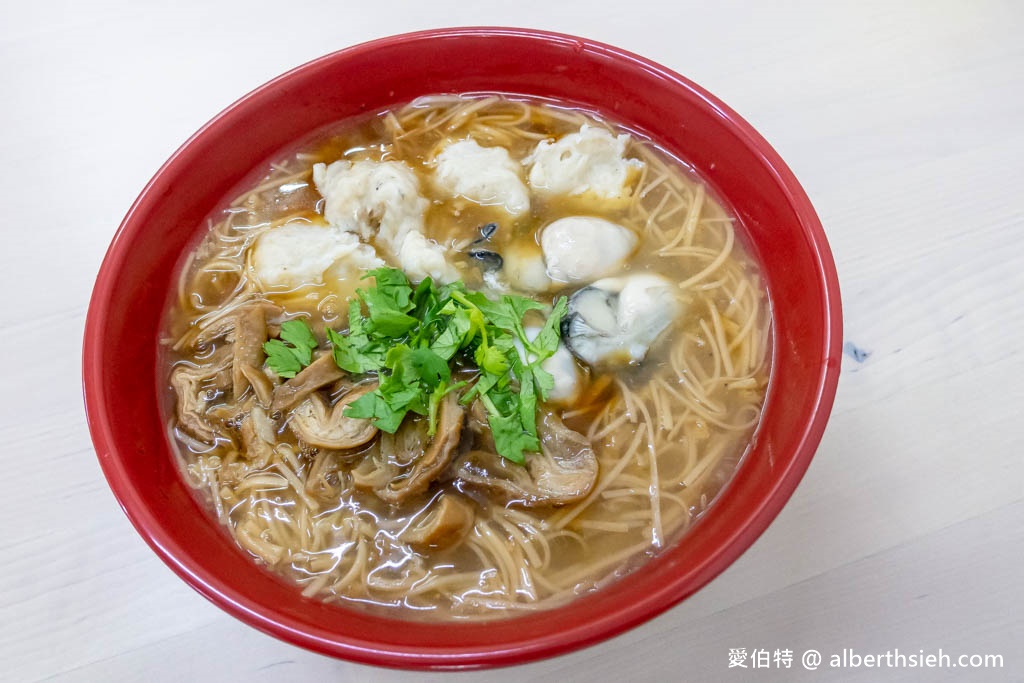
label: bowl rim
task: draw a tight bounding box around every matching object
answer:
[83,26,842,670]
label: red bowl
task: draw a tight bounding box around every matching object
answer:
[83,27,841,669]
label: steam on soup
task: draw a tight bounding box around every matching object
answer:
[162,95,770,619]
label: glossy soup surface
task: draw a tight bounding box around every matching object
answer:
[162,94,770,619]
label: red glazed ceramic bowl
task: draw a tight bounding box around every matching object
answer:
[83,27,841,669]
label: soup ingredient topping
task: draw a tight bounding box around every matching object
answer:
[166,95,770,616]
[231,306,272,399]
[434,139,531,215]
[501,242,552,293]
[374,393,466,504]
[313,160,458,283]
[170,349,232,442]
[562,274,680,366]
[251,220,382,290]
[259,267,568,464]
[313,160,425,243]
[526,124,643,198]
[455,412,598,506]
[514,326,582,406]
[288,385,379,450]
[399,493,476,550]
[262,319,319,378]
[395,231,460,287]
[269,354,346,412]
[540,216,638,283]
[238,401,277,468]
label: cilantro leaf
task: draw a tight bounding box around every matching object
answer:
[410,277,437,316]
[344,390,409,433]
[504,294,546,317]
[327,327,382,373]
[530,296,568,361]
[326,302,386,373]
[474,344,509,376]
[365,267,414,309]
[359,267,417,336]
[426,380,465,436]
[430,306,472,360]
[279,319,317,365]
[481,392,538,465]
[516,363,539,438]
[387,345,451,389]
[532,364,556,401]
[460,369,500,405]
[460,291,518,330]
[407,348,450,388]
[263,318,318,378]
[323,266,568,464]
[367,308,419,337]
[263,340,304,378]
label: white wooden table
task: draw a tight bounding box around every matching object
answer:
[2,2,1021,681]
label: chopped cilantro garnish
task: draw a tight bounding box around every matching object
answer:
[326,267,567,463]
[263,319,318,378]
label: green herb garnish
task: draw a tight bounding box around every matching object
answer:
[263,319,318,378]
[330,267,567,464]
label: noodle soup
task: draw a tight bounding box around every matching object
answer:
[162,95,770,619]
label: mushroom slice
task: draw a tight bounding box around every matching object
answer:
[456,412,597,507]
[271,353,346,412]
[401,493,475,550]
[466,399,493,441]
[232,305,269,399]
[170,350,232,442]
[193,301,282,349]
[239,363,274,406]
[239,402,277,468]
[374,394,465,505]
[288,384,379,451]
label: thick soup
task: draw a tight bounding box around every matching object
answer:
[162,95,770,619]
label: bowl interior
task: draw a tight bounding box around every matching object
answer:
[84,28,840,669]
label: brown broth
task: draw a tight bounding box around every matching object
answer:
[161,94,770,620]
